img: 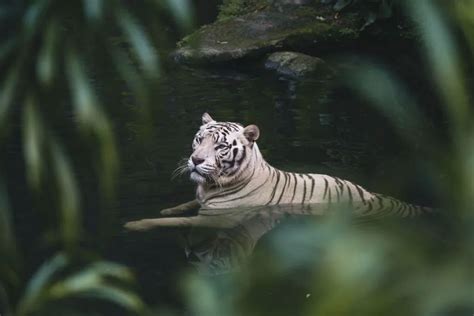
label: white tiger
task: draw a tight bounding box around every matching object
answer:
[124,113,431,231]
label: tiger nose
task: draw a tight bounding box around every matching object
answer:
[192,156,205,166]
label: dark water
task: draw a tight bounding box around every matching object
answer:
[110,54,438,310]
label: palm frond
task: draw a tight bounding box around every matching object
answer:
[18,254,146,315]
[117,8,160,78]
[50,140,81,249]
[407,0,471,131]
[23,97,45,189]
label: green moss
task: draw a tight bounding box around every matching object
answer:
[218,0,246,20]
[174,5,362,63]
[217,0,269,21]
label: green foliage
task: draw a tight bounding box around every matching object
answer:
[16,253,146,316]
[181,215,473,316]
[0,0,193,315]
[351,0,474,212]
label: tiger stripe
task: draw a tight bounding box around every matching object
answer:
[300,174,307,205]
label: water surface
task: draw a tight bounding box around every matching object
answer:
[112,56,436,309]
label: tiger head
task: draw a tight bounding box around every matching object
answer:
[188,113,260,185]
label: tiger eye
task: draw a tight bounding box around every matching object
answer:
[215,144,228,150]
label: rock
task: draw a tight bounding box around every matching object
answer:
[173,5,360,64]
[264,51,326,78]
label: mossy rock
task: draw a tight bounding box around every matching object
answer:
[173,5,360,64]
[264,51,327,78]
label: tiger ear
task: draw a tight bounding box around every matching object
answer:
[243,124,260,142]
[202,112,214,125]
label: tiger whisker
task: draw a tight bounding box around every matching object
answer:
[172,163,187,175]
[172,158,190,180]
[173,165,188,177]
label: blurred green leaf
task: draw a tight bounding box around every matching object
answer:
[97,124,119,198]
[417,263,474,316]
[50,140,81,249]
[0,66,20,135]
[184,274,235,316]
[453,0,474,53]
[54,264,144,313]
[162,0,194,32]
[0,0,190,314]
[334,0,352,11]
[49,282,145,313]
[109,44,149,107]
[83,0,104,23]
[360,11,377,30]
[407,0,470,133]
[18,254,68,315]
[23,97,44,190]
[347,63,430,148]
[23,0,49,42]
[18,254,145,315]
[82,261,135,282]
[66,47,118,196]
[37,19,59,87]
[66,48,102,129]
[117,9,160,78]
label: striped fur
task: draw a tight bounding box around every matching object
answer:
[187,113,431,218]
